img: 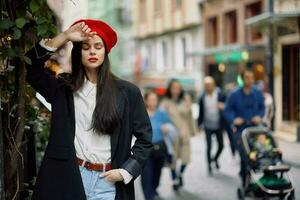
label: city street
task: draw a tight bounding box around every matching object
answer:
[135,133,300,200]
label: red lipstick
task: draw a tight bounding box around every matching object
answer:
[88,57,98,63]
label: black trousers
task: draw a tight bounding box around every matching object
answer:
[225,122,236,155]
[204,128,224,167]
[235,133,248,187]
[141,142,166,200]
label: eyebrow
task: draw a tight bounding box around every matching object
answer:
[83,42,103,45]
[95,42,103,45]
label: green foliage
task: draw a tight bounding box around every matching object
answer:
[0,0,58,199]
[0,0,58,62]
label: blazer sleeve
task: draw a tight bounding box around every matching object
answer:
[25,42,61,104]
[121,86,153,179]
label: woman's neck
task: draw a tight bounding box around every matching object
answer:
[85,68,98,84]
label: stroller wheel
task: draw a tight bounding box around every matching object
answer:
[237,188,245,200]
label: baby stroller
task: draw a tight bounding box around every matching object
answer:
[237,127,295,200]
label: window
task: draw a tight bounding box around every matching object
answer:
[282,44,300,121]
[172,0,182,10]
[118,7,131,25]
[207,17,218,46]
[176,0,182,8]
[139,0,146,23]
[225,10,238,44]
[162,41,168,68]
[154,0,162,17]
[182,37,187,68]
[246,1,263,41]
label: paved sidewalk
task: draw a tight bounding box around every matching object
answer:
[276,138,300,167]
[134,133,300,200]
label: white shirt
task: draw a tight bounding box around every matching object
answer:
[204,90,220,130]
[73,77,111,164]
[39,39,133,184]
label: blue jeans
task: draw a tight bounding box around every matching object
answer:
[79,165,116,200]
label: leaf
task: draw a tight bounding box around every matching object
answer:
[29,1,39,13]
[2,47,17,57]
[22,56,32,65]
[0,19,14,29]
[37,24,48,36]
[13,27,22,40]
[37,17,47,25]
[15,18,27,28]
[49,24,57,34]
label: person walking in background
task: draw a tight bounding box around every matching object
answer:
[141,91,176,200]
[224,68,265,187]
[198,76,225,175]
[160,79,197,191]
[224,83,238,157]
[257,80,275,129]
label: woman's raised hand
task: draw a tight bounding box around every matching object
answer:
[64,22,97,42]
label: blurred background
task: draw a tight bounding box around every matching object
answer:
[0,0,299,199]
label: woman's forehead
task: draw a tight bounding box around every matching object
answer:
[83,35,104,44]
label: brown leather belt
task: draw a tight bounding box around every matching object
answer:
[76,157,112,172]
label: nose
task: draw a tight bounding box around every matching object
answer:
[89,47,96,55]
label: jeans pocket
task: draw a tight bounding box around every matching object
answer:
[102,177,115,187]
[92,175,116,197]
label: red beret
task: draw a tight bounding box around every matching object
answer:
[70,19,118,53]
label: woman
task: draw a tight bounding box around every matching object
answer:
[25,19,153,200]
[141,91,175,200]
[257,80,274,129]
[160,79,196,191]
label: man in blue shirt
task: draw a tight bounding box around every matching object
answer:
[224,69,265,187]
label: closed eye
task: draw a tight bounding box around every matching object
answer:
[82,43,89,50]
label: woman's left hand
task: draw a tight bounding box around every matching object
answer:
[102,169,124,183]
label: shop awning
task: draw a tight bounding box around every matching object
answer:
[187,44,265,57]
[245,11,300,31]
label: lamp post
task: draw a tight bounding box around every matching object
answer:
[267,0,274,96]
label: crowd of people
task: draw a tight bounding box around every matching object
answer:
[140,68,275,200]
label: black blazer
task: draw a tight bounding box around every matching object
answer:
[25,43,153,200]
[197,90,226,130]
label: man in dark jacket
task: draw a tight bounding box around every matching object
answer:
[224,69,265,187]
[198,76,225,175]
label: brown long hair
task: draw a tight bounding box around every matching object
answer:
[67,42,119,135]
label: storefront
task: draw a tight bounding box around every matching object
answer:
[200,44,267,90]
[246,11,300,141]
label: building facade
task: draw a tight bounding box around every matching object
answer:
[133,0,205,95]
[88,0,135,78]
[198,0,299,140]
[247,0,300,140]
[196,0,268,88]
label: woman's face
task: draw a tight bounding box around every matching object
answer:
[146,93,158,110]
[81,35,105,69]
[170,81,181,98]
